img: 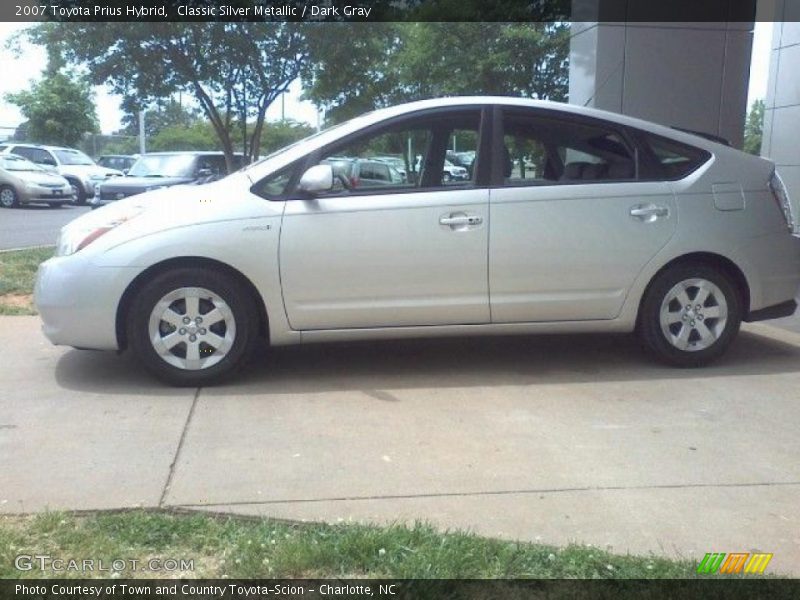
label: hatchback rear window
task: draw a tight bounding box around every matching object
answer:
[644,134,710,180]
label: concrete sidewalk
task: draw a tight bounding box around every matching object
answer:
[1,316,799,574]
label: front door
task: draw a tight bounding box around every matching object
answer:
[279,108,491,330]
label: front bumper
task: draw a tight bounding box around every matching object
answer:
[34,255,141,350]
[19,187,74,204]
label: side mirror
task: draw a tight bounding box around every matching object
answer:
[122,169,129,176]
[298,164,333,194]
[196,168,213,178]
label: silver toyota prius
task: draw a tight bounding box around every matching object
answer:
[34,97,800,386]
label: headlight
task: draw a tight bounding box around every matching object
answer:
[25,182,40,191]
[90,174,107,181]
[55,207,144,257]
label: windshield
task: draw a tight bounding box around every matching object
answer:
[0,156,42,172]
[52,149,95,166]
[128,154,196,178]
[241,122,351,174]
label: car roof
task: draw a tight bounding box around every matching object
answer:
[138,151,241,157]
[351,96,734,152]
[8,144,79,151]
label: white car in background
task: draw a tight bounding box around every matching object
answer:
[0,144,122,204]
[35,97,800,386]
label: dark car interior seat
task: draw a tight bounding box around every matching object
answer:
[560,160,634,182]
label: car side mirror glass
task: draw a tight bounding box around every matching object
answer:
[196,168,213,178]
[298,165,334,194]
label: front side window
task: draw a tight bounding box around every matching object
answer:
[312,110,482,196]
[501,111,637,185]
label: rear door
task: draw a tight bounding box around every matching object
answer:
[489,107,677,323]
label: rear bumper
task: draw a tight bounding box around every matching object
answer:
[745,299,797,322]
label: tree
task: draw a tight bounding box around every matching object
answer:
[5,70,98,147]
[743,99,765,155]
[149,121,220,152]
[303,23,570,124]
[116,98,201,140]
[27,22,308,171]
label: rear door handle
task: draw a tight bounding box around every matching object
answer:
[630,204,669,221]
[440,213,483,228]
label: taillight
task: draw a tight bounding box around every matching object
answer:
[768,170,797,233]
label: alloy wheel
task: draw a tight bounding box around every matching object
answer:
[658,278,728,352]
[0,188,16,207]
[147,286,236,370]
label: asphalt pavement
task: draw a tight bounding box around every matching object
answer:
[1,317,798,574]
[0,204,90,250]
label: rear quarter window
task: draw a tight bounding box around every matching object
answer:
[643,134,710,180]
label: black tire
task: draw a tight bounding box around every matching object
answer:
[127,267,259,386]
[66,178,87,205]
[638,263,742,367]
[0,186,19,208]
[48,202,63,208]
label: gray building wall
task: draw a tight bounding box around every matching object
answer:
[569,21,753,148]
[762,13,800,199]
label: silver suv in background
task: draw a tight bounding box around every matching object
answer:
[0,144,122,204]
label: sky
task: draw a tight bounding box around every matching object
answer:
[0,22,773,139]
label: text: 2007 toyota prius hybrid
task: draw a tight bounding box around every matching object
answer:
[35,98,800,386]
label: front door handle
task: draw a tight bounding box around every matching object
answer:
[630,204,669,222]
[440,213,483,228]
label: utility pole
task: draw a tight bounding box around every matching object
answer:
[138,109,147,154]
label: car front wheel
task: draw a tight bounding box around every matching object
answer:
[67,179,87,205]
[638,264,742,367]
[0,186,19,208]
[128,268,259,386]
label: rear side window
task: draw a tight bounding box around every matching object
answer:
[643,134,710,180]
[501,111,637,185]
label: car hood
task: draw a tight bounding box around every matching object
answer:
[6,171,69,185]
[61,165,122,178]
[62,173,281,253]
[100,175,194,190]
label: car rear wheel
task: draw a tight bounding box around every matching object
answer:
[638,264,742,367]
[128,268,259,386]
[47,202,63,208]
[0,186,19,208]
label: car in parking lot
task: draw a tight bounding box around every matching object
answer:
[91,151,244,208]
[35,97,800,386]
[0,144,122,204]
[320,157,405,189]
[96,154,138,173]
[0,154,74,208]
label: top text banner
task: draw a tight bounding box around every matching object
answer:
[0,0,761,23]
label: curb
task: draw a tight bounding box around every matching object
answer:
[0,244,55,253]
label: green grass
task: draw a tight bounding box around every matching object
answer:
[0,511,704,579]
[0,246,53,315]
